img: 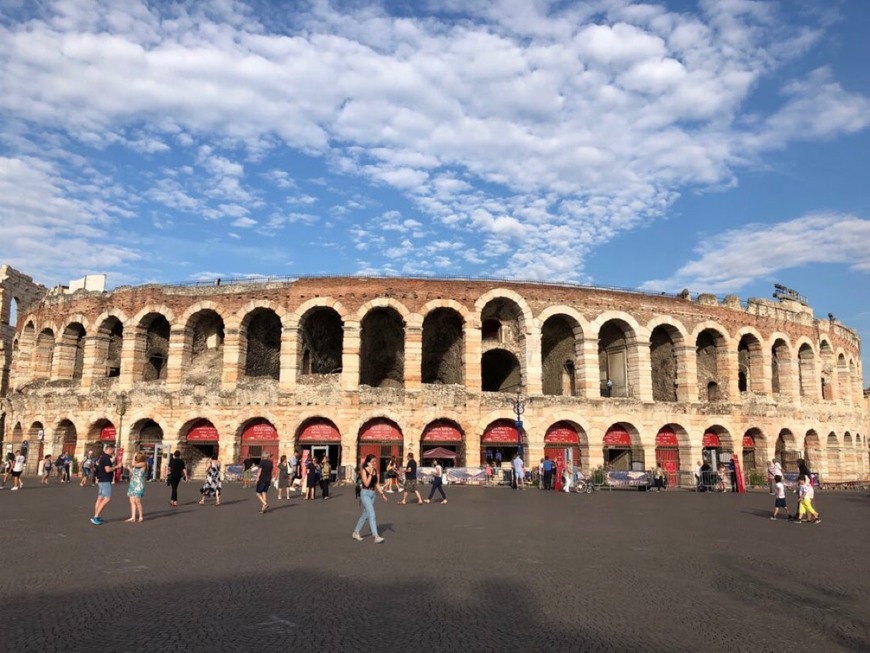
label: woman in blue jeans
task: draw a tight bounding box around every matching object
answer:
[353,454,388,543]
[424,459,447,504]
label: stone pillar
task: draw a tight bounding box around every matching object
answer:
[633,339,653,402]
[80,335,99,388]
[404,324,422,391]
[723,342,740,402]
[674,345,694,402]
[165,326,187,391]
[52,338,75,380]
[279,326,298,392]
[524,328,542,396]
[579,338,600,398]
[222,328,242,389]
[465,321,482,392]
[341,321,360,392]
[118,329,140,391]
[756,347,773,396]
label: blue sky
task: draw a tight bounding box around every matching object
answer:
[0,0,868,380]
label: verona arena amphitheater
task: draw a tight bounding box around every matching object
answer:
[1,263,867,484]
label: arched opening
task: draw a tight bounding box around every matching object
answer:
[55,419,78,457]
[297,417,342,480]
[242,308,281,380]
[742,428,763,478]
[770,339,790,395]
[240,418,279,464]
[422,308,464,386]
[96,317,123,378]
[481,419,527,474]
[60,323,87,381]
[803,430,821,473]
[7,296,19,327]
[654,424,684,486]
[137,313,170,381]
[421,419,464,467]
[819,341,834,399]
[798,343,815,398]
[696,329,727,402]
[737,334,763,394]
[836,354,849,402]
[650,325,679,402]
[481,318,502,342]
[481,349,522,392]
[598,320,636,398]
[701,425,734,480]
[849,359,858,402]
[603,423,644,470]
[541,315,580,397]
[27,421,45,474]
[132,418,164,456]
[359,307,405,388]
[298,307,343,379]
[186,309,225,378]
[775,429,798,473]
[358,418,403,475]
[480,297,526,387]
[543,421,587,476]
[180,418,220,479]
[34,328,55,378]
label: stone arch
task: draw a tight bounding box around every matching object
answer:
[134,311,171,381]
[292,297,351,323]
[59,321,87,381]
[803,429,822,470]
[694,324,729,402]
[474,288,534,330]
[481,349,522,392]
[847,357,858,402]
[596,316,640,399]
[421,298,473,325]
[836,352,849,403]
[702,424,734,453]
[184,307,225,373]
[240,307,282,380]
[655,423,692,484]
[736,329,764,394]
[819,339,834,399]
[541,419,589,473]
[95,314,125,378]
[231,299,290,331]
[741,427,766,474]
[359,306,405,388]
[298,305,344,378]
[541,312,583,396]
[33,327,55,378]
[479,294,529,390]
[796,340,816,398]
[602,421,644,470]
[649,322,685,402]
[775,428,799,473]
[355,297,412,322]
[422,307,465,386]
[842,431,856,479]
[770,337,792,396]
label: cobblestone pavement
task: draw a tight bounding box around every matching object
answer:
[0,480,868,653]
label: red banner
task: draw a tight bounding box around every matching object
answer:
[100,424,117,442]
[422,422,463,442]
[656,429,679,447]
[545,426,580,445]
[603,428,631,447]
[188,421,219,442]
[742,434,755,449]
[242,422,279,442]
[482,423,519,443]
[359,421,402,442]
[299,420,341,442]
[702,431,720,448]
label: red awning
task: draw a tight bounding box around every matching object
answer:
[656,428,678,447]
[188,420,219,442]
[742,434,755,449]
[359,420,403,442]
[299,419,341,442]
[544,425,580,445]
[703,431,720,448]
[100,424,117,442]
[422,446,458,460]
[242,421,279,442]
[422,422,462,442]
[603,427,631,447]
[482,422,519,444]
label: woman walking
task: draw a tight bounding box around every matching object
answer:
[41,455,53,485]
[80,450,94,487]
[319,456,331,500]
[126,452,147,522]
[305,454,318,500]
[276,455,291,500]
[352,454,388,543]
[424,459,448,504]
[199,456,222,506]
[167,451,187,506]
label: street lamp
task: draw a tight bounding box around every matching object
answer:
[114,392,128,482]
[509,393,526,457]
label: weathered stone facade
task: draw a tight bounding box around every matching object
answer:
[1,266,867,483]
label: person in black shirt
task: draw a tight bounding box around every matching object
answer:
[167,451,187,506]
[255,451,274,514]
[91,444,121,525]
[400,452,423,505]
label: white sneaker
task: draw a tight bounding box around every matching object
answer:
[374,536,385,544]
[11,486,19,491]
[352,532,363,541]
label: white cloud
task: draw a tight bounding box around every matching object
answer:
[641,213,870,293]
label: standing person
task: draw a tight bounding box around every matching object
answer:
[400,452,423,505]
[10,449,25,491]
[511,453,524,490]
[1,450,15,488]
[255,451,273,514]
[728,457,737,492]
[276,455,291,500]
[167,451,187,507]
[797,458,813,486]
[319,455,332,500]
[41,455,53,485]
[62,454,72,483]
[605,377,613,397]
[562,462,573,493]
[772,459,783,481]
[126,452,147,522]
[767,460,777,494]
[770,475,790,521]
[542,456,554,490]
[352,454,387,543]
[91,443,120,525]
[424,459,447,504]
[54,453,65,482]
[288,450,299,493]
[146,453,154,482]
[653,464,666,492]
[80,450,94,488]
[494,449,502,468]
[384,456,398,493]
[199,455,222,506]
[305,454,318,500]
[242,456,253,488]
[796,475,821,524]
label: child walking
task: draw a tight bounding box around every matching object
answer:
[770,475,790,520]
[796,475,820,524]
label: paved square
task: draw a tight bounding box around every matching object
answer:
[1,481,868,652]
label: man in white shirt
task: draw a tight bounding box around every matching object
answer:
[511,453,524,490]
[11,449,26,490]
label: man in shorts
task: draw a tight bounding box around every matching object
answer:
[91,444,120,525]
[400,452,423,505]
[10,449,26,490]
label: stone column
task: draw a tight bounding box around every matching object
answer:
[80,335,100,388]
[222,328,242,389]
[118,329,141,391]
[165,326,187,391]
[674,345,694,402]
[723,341,740,402]
[52,338,75,380]
[465,321,482,392]
[579,338,600,398]
[279,326,298,392]
[633,339,653,402]
[404,324,422,391]
[524,328,542,396]
[341,321,360,392]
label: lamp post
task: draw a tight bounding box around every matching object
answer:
[114,392,128,482]
[509,393,526,457]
